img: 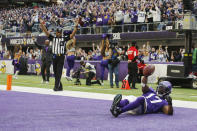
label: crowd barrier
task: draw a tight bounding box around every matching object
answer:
[0,59,183,83]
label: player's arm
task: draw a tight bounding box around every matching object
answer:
[141,76,150,94]
[39,19,50,37]
[32,36,42,49]
[70,19,79,39]
[162,95,173,115]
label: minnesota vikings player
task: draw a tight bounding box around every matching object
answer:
[110,76,173,117]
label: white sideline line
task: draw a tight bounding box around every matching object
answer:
[1,85,197,109]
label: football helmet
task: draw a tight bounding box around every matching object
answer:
[156,81,172,98]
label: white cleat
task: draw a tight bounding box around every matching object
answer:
[45,81,49,84]
[65,76,72,81]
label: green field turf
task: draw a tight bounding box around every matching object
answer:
[0,73,197,102]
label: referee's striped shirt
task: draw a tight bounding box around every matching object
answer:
[49,34,70,55]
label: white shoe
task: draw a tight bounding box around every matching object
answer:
[65,76,72,81]
[101,82,104,86]
[45,81,49,84]
[13,76,18,79]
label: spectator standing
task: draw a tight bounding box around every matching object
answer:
[33,38,52,84]
[127,41,138,89]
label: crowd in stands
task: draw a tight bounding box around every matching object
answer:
[0,41,185,63]
[1,0,197,35]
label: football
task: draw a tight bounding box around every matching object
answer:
[143,65,155,76]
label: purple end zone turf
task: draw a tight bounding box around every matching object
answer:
[0,91,197,131]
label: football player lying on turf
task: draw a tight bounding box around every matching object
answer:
[110,76,173,117]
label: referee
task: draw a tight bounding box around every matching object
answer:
[40,18,79,91]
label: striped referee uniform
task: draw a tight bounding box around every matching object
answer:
[49,34,70,91]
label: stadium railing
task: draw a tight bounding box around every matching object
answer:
[3,21,181,37]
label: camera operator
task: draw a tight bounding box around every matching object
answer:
[80,60,101,86]
[107,39,120,88]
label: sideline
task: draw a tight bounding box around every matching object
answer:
[1,85,197,109]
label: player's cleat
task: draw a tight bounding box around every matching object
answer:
[101,82,104,86]
[45,81,49,84]
[110,94,122,117]
[112,106,122,117]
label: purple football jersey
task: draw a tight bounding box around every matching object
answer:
[143,87,168,114]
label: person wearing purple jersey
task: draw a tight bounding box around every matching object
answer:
[110,76,173,117]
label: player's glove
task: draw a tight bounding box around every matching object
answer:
[165,95,172,106]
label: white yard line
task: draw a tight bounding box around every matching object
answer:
[1,85,197,109]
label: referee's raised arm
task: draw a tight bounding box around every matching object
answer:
[39,18,50,37]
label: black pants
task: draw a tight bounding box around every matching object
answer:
[128,62,138,88]
[41,61,51,81]
[86,72,99,85]
[53,55,65,89]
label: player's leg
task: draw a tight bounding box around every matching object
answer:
[111,96,145,117]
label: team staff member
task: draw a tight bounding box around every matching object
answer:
[33,37,52,84]
[40,18,79,91]
[127,41,138,89]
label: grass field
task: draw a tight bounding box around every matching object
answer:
[1,73,197,102]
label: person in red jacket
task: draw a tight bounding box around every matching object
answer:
[137,60,146,82]
[127,41,139,89]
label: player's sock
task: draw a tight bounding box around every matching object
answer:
[121,97,145,113]
[118,99,129,107]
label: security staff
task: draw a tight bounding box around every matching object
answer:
[33,37,52,83]
[40,18,79,91]
[127,41,139,89]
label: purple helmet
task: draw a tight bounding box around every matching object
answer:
[156,81,172,98]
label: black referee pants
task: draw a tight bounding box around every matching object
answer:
[53,55,65,90]
[128,62,138,88]
[41,61,51,82]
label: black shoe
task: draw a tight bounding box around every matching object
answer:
[112,106,122,117]
[110,86,113,88]
[132,87,138,89]
[53,87,63,91]
[97,80,102,85]
[110,94,122,117]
